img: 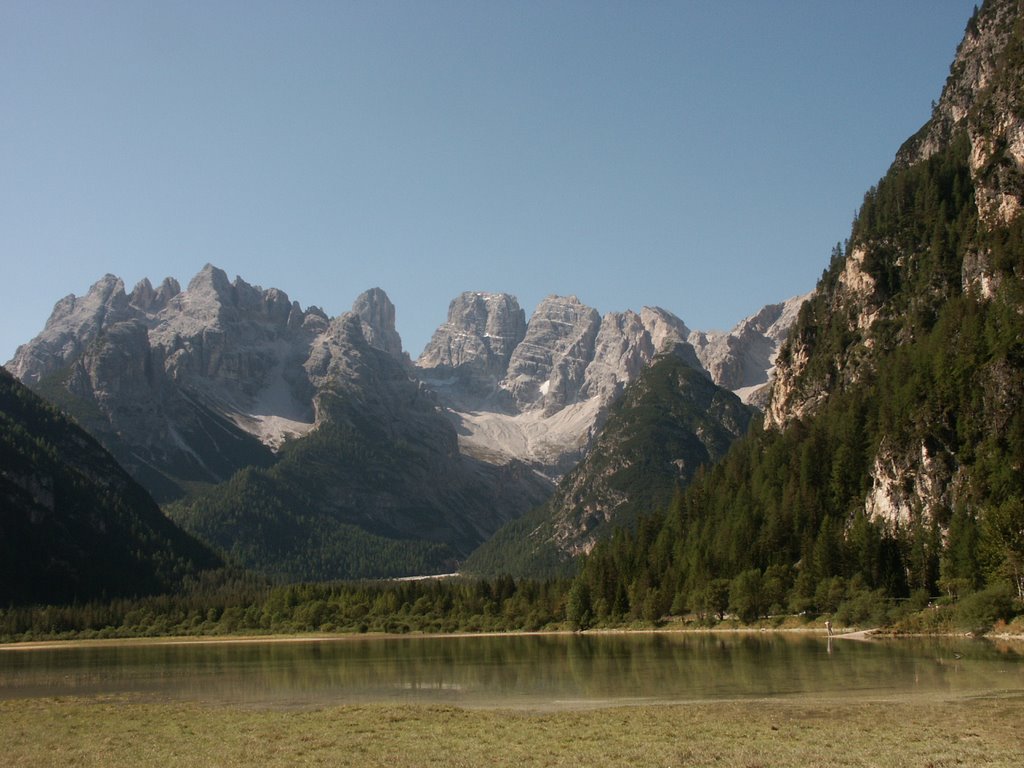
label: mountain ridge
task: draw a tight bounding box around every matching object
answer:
[569,0,1024,622]
[6,266,804,580]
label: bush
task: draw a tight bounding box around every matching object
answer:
[835,588,891,627]
[954,584,1017,632]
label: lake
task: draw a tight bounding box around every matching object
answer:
[1,632,1021,710]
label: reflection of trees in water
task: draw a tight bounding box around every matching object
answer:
[1,634,1021,705]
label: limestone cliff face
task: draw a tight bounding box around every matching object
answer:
[579,311,655,405]
[8,274,139,385]
[416,293,727,475]
[414,289,798,476]
[502,295,602,413]
[351,287,405,362]
[897,0,1024,228]
[7,265,426,498]
[764,0,1024,535]
[689,294,808,407]
[6,265,553,576]
[769,1,1024,435]
[416,292,527,404]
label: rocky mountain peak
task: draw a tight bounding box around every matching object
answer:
[129,276,181,315]
[415,291,527,408]
[417,292,526,372]
[6,273,133,384]
[688,293,809,405]
[639,306,691,354]
[502,295,601,412]
[186,263,232,300]
[352,287,404,360]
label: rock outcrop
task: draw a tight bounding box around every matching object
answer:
[502,295,602,413]
[896,1,1024,228]
[416,292,527,405]
[763,0,1024,545]
[689,293,809,407]
[351,287,405,361]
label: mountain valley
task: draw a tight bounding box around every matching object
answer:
[6,261,796,581]
[2,0,1022,624]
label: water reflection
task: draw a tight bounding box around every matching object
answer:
[0,633,1021,710]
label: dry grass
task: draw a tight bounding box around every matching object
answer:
[3,694,1023,767]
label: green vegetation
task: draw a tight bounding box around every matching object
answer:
[0,369,221,606]
[564,118,1024,628]
[465,358,752,578]
[0,575,570,641]
[4,695,1023,767]
[5,568,1022,644]
[165,422,463,581]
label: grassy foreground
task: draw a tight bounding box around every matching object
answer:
[3,695,1023,767]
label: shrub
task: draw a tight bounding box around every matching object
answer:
[954,584,1017,632]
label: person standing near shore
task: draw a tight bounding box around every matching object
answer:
[825,620,834,637]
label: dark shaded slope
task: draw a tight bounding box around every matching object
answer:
[167,325,553,582]
[0,368,221,606]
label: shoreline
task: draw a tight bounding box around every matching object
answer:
[3,622,1021,652]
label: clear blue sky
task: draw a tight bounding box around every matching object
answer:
[1,1,977,363]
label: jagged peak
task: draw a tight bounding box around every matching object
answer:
[87,273,127,301]
[417,291,526,374]
[352,287,404,359]
[158,276,180,294]
[186,263,232,297]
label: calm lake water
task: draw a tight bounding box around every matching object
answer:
[1,632,1022,710]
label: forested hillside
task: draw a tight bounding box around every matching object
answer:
[465,355,752,578]
[567,0,1024,628]
[0,368,221,606]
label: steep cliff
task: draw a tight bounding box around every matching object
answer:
[766,0,1024,541]
[418,293,722,475]
[571,0,1024,616]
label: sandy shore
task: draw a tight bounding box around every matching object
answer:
[4,622,1021,652]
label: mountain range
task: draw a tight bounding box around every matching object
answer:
[5,261,800,582]
[4,0,1020,609]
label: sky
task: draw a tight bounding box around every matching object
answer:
[1,1,978,363]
